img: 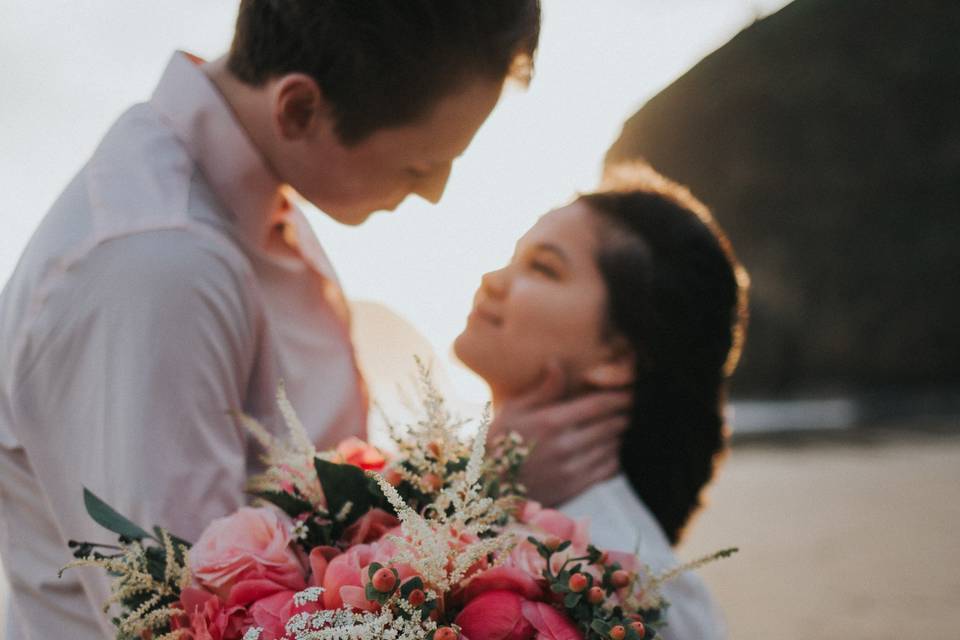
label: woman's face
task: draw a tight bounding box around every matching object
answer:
[454,201,628,401]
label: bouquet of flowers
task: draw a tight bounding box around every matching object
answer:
[65,366,734,640]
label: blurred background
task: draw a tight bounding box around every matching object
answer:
[2,1,958,638]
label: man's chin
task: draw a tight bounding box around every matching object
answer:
[321,206,378,227]
[325,201,405,226]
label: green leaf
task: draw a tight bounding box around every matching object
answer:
[556,540,572,553]
[250,490,315,518]
[527,536,550,559]
[400,576,425,598]
[591,619,610,634]
[367,562,385,579]
[564,592,582,608]
[314,459,374,528]
[152,526,192,551]
[587,544,603,563]
[83,488,155,542]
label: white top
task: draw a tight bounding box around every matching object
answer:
[561,474,728,640]
[0,52,367,639]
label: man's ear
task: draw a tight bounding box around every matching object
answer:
[273,73,329,141]
[582,346,635,389]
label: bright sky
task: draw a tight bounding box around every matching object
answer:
[0,0,792,403]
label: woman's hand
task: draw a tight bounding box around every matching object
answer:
[488,361,631,507]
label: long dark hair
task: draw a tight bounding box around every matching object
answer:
[581,165,748,545]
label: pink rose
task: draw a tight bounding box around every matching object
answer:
[335,437,388,471]
[189,507,307,603]
[503,502,592,579]
[341,508,399,546]
[520,502,591,549]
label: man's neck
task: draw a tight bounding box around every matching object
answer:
[202,56,280,179]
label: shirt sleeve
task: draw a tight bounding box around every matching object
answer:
[9,228,263,620]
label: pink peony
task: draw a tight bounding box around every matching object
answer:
[456,590,535,640]
[335,437,388,471]
[321,544,379,610]
[321,531,420,611]
[456,590,583,640]
[189,507,307,603]
[174,587,249,640]
[248,590,321,640]
[308,545,340,587]
[520,600,584,640]
[462,566,543,602]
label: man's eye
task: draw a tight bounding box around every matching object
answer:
[406,166,430,179]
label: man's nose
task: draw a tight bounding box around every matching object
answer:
[414,162,453,204]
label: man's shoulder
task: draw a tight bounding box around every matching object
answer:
[1,227,264,393]
[12,98,254,304]
[81,228,256,293]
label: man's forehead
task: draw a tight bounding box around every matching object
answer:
[366,78,503,160]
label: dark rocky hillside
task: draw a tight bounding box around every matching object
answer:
[607,0,960,398]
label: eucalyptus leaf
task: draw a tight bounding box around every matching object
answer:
[83,488,155,542]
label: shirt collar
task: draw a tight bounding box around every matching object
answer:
[149,51,288,250]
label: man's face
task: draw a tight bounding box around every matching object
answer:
[281,78,504,225]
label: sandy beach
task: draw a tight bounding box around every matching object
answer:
[682,427,960,639]
[2,428,958,639]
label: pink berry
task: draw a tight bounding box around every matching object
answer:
[568,573,588,593]
[408,588,426,607]
[611,570,630,589]
[434,627,459,640]
[371,567,397,593]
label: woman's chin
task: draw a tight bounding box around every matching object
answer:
[454,335,507,393]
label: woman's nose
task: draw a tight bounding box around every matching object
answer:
[481,267,509,298]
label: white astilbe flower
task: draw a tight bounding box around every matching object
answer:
[60,533,191,640]
[380,359,527,536]
[242,382,328,511]
[284,606,436,640]
[293,586,325,607]
[371,416,517,594]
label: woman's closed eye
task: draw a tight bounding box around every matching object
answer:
[529,258,560,278]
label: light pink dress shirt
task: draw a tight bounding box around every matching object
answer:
[0,52,367,639]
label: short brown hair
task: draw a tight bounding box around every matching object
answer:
[227,0,541,144]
